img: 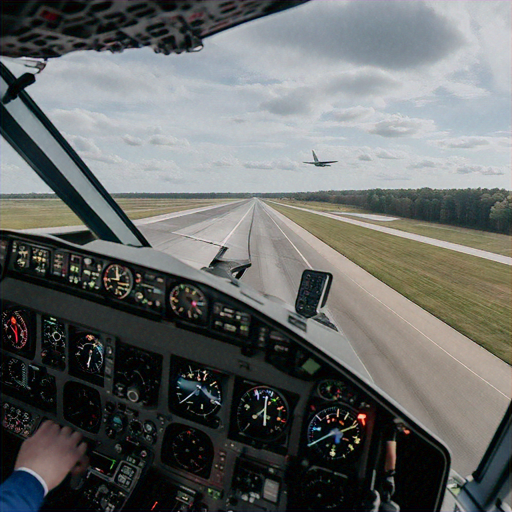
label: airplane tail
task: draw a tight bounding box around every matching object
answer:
[312,150,318,162]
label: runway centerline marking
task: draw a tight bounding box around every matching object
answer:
[265,202,510,400]
[221,204,254,246]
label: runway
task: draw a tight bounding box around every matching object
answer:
[138,197,511,476]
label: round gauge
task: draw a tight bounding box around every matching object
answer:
[74,334,104,374]
[169,284,207,322]
[64,382,102,433]
[103,263,134,299]
[174,367,222,417]
[302,468,348,510]
[170,428,213,475]
[317,379,345,401]
[43,318,66,351]
[307,406,363,461]
[236,386,289,441]
[7,357,27,388]
[2,310,29,350]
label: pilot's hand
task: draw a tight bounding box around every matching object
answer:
[14,420,89,492]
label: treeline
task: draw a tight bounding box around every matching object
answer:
[259,188,512,235]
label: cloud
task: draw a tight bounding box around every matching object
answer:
[244,158,300,171]
[148,134,189,147]
[435,137,490,149]
[375,172,412,181]
[408,160,436,169]
[325,70,401,98]
[359,154,373,161]
[455,165,504,175]
[67,135,123,164]
[246,1,465,70]
[375,148,407,160]
[367,114,436,138]
[333,106,375,123]
[122,135,144,146]
[260,86,315,116]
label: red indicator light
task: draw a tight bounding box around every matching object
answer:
[357,413,367,426]
[403,429,411,435]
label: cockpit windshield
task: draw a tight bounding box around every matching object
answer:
[0,2,510,511]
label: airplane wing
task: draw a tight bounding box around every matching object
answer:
[321,160,338,164]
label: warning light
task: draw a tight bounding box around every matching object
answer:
[357,413,367,427]
[403,429,411,435]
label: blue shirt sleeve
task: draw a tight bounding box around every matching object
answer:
[0,470,45,512]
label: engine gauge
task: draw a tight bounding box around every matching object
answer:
[74,334,104,374]
[64,382,102,433]
[307,405,363,461]
[163,424,214,478]
[103,263,133,299]
[173,366,222,418]
[2,310,29,350]
[42,317,66,369]
[317,379,345,401]
[301,468,349,510]
[169,284,207,322]
[6,357,28,388]
[236,386,289,441]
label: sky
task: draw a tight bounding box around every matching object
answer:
[1,0,511,194]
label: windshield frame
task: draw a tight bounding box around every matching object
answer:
[0,62,149,247]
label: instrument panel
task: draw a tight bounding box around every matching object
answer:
[0,232,449,512]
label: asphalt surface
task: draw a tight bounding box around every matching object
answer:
[139,198,511,476]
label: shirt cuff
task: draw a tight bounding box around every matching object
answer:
[15,467,49,496]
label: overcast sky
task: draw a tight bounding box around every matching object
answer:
[1,0,511,194]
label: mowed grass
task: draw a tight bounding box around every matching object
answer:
[274,200,512,257]
[0,198,234,230]
[270,203,511,364]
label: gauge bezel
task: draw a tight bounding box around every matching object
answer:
[169,282,208,324]
[170,359,223,425]
[103,263,134,299]
[234,384,290,443]
[306,404,364,462]
[162,423,214,478]
[63,382,102,433]
[1,308,35,358]
[69,328,106,387]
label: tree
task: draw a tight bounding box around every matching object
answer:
[490,196,512,234]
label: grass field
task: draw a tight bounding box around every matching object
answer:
[0,198,234,230]
[274,200,512,257]
[270,202,511,364]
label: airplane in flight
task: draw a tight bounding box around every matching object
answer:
[303,150,338,167]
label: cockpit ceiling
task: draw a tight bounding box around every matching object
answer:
[1,0,307,58]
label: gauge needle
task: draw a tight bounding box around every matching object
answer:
[10,324,19,344]
[263,396,268,426]
[179,387,200,404]
[307,428,341,447]
[87,349,93,368]
[198,386,221,405]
